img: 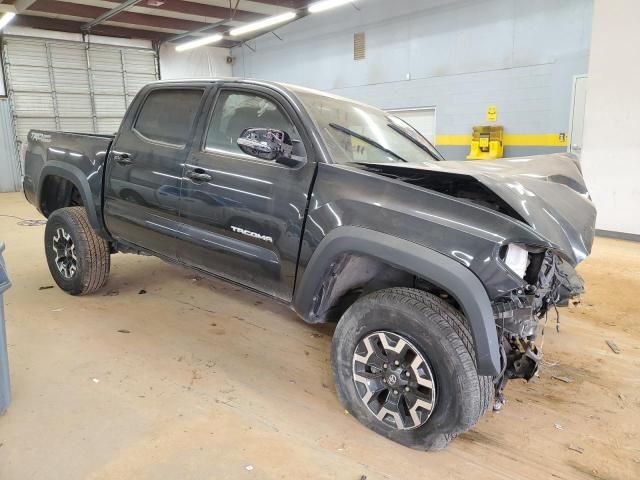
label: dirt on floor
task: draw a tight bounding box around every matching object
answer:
[0,191,638,480]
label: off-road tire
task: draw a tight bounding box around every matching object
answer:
[332,287,493,450]
[44,207,110,295]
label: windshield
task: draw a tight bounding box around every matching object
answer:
[293,88,444,164]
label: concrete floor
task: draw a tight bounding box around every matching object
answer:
[0,191,638,480]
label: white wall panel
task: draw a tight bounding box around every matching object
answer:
[159,43,231,80]
[581,0,640,235]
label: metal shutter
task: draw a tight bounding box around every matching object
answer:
[2,35,158,148]
[50,42,94,134]
[2,37,56,142]
[89,46,128,135]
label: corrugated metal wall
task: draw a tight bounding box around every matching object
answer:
[0,100,21,193]
[0,36,158,192]
[2,36,157,142]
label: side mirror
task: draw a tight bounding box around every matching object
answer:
[237,128,300,167]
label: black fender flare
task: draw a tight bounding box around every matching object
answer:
[293,226,500,376]
[37,161,102,232]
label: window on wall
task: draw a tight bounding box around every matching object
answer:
[134,89,204,146]
[205,90,306,159]
[386,107,436,144]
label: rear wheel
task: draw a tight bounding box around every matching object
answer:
[44,207,110,295]
[332,287,493,450]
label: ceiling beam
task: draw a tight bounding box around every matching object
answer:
[11,13,171,39]
[27,0,214,31]
[14,0,38,12]
[113,0,266,23]
[248,0,312,8]
[166,0,311,46]
[0,4,17,14]
[82,0,142,30]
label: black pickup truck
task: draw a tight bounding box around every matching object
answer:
[23,79,596,450]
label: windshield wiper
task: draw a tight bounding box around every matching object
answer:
[387,122,444,161]
[329,123,407,162]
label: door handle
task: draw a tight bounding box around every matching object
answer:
[114,152,133,166]
[187,169,212,182]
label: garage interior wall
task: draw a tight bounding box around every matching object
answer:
[232,0,593,160]
[580,0,640,237]
[159,44,232,80]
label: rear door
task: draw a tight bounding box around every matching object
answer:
[104,85,207,258]
[177,84,316,300]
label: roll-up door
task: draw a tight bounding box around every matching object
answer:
[1,35,158,152]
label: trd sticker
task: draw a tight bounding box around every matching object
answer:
[29,132,52,143]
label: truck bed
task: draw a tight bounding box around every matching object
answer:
[23,130,114,211]
[23,130,114,236]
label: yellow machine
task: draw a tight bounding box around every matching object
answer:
[467,125,504,160]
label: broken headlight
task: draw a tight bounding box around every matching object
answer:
[503,244,529,279]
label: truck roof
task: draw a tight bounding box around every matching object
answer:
[146,77,373,110]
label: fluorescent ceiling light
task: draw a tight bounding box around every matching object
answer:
[175,33,223,52]
[308,0,354,13]
[0,12,16,31]
[230,11,296,37]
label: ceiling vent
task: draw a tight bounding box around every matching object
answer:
[353,32,365,60]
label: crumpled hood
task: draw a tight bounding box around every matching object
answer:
[359,153,596,265]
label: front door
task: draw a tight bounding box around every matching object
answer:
[104,86,207,258]
[178,85,315,300]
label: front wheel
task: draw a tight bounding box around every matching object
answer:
[331,287,493,450]
[44,207,110,295]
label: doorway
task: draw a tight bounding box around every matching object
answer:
[386,107,436,144]
[569,75,588,155]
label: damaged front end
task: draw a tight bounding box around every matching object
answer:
[492,249,584,409]
[349,157,595,408]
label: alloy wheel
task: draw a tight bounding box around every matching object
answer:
[352,330,436,430]
[52,227,77,279]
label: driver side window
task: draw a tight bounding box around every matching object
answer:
[205,90,306,159]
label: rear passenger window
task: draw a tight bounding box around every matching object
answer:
[134,89,204,147]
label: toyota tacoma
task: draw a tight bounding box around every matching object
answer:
[22,79,596,450]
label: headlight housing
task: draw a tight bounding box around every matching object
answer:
[503,244,529,279]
